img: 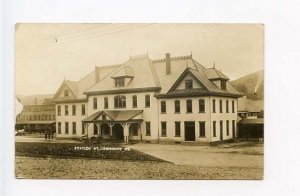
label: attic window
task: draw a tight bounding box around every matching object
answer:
[185,79,193,89]
[221,80,226,90]
[64,89,69,97]
[115,78,125,87]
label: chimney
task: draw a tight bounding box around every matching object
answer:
[35,97,37,105]
[95,66,100,83]
[166,53,171,75]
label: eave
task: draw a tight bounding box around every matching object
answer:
[85,87,161,96]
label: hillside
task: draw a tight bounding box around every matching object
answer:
[231,70,264,100]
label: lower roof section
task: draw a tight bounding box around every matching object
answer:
[82,110,143,123]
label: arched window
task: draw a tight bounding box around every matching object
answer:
[114,95,126,108]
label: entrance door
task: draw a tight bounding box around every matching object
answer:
[220,121,223,141]
[184,121,195,141]
[112,124,124,140]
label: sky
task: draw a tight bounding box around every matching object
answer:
[15,23,264,96]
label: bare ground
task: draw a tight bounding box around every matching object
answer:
[15,156,263,180]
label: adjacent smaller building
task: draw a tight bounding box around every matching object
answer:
[15,97,56,133]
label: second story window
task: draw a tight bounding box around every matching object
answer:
[145,94,150,108]
[72,105,76,116]
[226,100,229,113]
[81,104,86,115]
[161,101,166,113]
[186,99,193,113]
[65,105,69,116]
[185,79,193,89]
[175,100,180,113]
[199,99,205,113]
[93,97,97,109]
[132,95,137,108]
[232,100,235,113]
[212,99,216,113]
[104,97,108,109]
[57,106,61,116]
[114,95,126,108]
[115,78,125,87]
[219,100,223,113]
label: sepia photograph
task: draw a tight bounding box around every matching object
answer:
[14,23,264,180]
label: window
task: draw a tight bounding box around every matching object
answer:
[221,80,226,90]
[65,105,69,116]
[115,78,125,87]
[226,100,229,113]
[72,122,76,134]
[145,94,150,107]
[232,100,235,113]
[232,120,236,137]
[104,97,108,109]
[213,121,216,137]
[102,114,107,120]
[219,100,223,113]
[114,95,126,108]
[72,105,76,116]
[93,97,97,109]
[132,95,137,108]
[81,104,86,115]
[146,122,151,136]
[186,99,192,113]
[94,124,98,135]
[175,100,180,113]
[220,121,223,137]
[130,124,138,136]
[161,122,167,137]
[58,122,61,134]
[199,99,205,113]
[185,79,193,89]
[58,106,61,116]
[175,121,181,137]
[65,122,69,134]
[226,120,229,136]
[64,89,69,97]
[199,122,205,137]
[161,101,166,113]
[82,123,85,134]
[212,99,216,113]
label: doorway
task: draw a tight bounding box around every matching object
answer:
[184,121,195,141]
[112,123,124,140]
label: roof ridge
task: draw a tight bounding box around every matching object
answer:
[152,55,192,62]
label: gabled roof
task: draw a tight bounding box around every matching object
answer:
[204,68,229,80]
[85,56,160,94]
[53,80,78,101]
[111,66,134,78]
[82,110,143,122]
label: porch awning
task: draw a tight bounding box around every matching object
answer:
[82,110,143,123]
[238,118,264,125]
[15,121,56,125]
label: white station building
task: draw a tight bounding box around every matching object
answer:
[53,53,242,144]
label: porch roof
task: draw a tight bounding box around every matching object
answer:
[82,110,143,123]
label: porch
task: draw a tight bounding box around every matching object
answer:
[82,110,143,143]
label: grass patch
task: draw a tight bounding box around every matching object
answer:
[15,142,166,162]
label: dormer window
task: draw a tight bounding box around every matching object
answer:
[64,89,69,97]
[221,80,226,90]
[185,79,193,89]
[115,78,125,87]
